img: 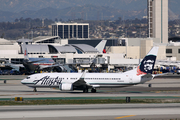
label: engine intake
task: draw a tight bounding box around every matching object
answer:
[59,83,73,91]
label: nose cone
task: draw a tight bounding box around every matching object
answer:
[21,76,30,84]
[21,79,26,84]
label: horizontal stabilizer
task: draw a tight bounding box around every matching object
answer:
[140,73,153,83]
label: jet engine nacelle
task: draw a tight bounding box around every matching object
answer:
[54,66,67,72]
[59,83,73,91]
[59,66,67,72]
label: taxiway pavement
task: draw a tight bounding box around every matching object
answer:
[0,104,180,120]
[0,75,180,120]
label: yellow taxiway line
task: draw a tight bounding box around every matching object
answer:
[115,115,136,119]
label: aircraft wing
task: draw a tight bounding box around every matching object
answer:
[73,72,89,87]
[10,59,44,65]
[39,64,61,69]
[7,63,24,68]
[0,58,6,62]
[28,59,45,64]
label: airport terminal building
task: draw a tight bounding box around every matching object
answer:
[1,36,180,69]
[52,22,89,39]
[1,18,180,71]
[0,38,125,70]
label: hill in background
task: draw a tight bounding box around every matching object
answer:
[0,0,179,22]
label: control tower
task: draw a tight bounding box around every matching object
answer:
[147,0,168,43]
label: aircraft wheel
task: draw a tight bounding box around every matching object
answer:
[83,88,88,93]
[91,88,96,93]
[33,88,37,92]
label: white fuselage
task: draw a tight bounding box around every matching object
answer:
[21,71,143,89]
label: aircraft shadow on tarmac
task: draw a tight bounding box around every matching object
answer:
[2,85,180,95]
[18,90,98,94]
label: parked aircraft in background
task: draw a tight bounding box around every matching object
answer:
[21,40,67,74]
[21,46,159,93]
[0,58,24,71]
[95,40,107,53]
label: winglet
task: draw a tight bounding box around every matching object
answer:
[80,71,86,79]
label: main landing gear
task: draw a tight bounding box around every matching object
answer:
[33,87,37,92]
[83,88,97,93]
[91,88,96,93]
[83,88,88,93]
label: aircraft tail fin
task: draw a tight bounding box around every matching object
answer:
[95,40,107,53]
[136,46,159,76]
[22,40,29,60]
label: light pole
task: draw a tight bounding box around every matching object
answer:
[124,26,128,38]
[125,38,128,59]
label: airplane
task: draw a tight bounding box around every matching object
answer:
[0,58,24,71]
[21,40,67,74]
[22,39,107,73]
[0,57,57,74]
[21,46,159,93]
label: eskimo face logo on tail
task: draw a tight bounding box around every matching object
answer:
[143,60,154,72]
[137,55,156,76]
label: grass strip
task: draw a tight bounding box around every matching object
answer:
[1,99,180,105]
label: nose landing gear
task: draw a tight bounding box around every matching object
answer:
[33,87,37,92]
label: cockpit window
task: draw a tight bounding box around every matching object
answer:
[26,77,30,79]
